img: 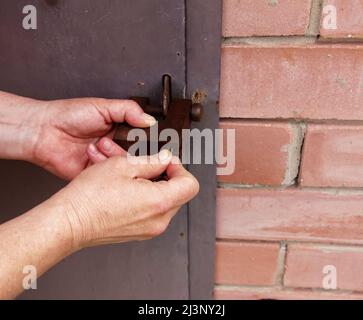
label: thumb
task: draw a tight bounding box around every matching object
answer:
[127,149,173,180]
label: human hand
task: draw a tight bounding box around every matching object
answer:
[31,97,156,180]
[55,150,199,249]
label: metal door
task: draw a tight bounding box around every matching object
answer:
[0,0,221,299]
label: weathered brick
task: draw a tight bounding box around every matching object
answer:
[285,244,363,292]
[300,124,363,188]
[218,121,300,186]
[223,0,311,37]
[217,188,363,244]
[320,0,363,38]
[214,286,363,300]
[215,241,281,286]
[220,44,363,120]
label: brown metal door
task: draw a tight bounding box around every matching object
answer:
[0,0,221,299]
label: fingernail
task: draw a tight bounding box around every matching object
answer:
[142,113,157,126]
[159,149,172,162]
[102,139,113,152]
[88,144,99,155]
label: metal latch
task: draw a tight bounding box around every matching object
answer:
[114,75,203,155]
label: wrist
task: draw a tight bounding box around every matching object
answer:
[43,192,83,255]
[0,91,48,162]
[51,186,89,252]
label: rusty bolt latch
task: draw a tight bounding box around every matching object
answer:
[113,74,203,156]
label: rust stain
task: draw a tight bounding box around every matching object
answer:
[192,89,208,104]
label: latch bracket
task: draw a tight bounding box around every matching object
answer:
[114,75,203,156]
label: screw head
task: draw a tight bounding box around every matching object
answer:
[191,104,203,122]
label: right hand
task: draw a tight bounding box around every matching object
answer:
[56,149,199,250]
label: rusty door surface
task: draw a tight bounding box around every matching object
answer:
[0,0,221,299]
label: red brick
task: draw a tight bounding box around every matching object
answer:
[216,188,363,244]
[220,44,363,120]
[214,287,363,300]
[223,0,311,37]
[218,121,296,186]
[300,124,363,188]
[320,0,363,38]
[285,244,363,292]
[215,241,280,286]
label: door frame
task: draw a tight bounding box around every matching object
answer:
[186,0,222,299]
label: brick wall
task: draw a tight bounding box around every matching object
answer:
[216,0,363,300]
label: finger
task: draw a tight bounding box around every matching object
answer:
[87,143,108,164]
[128,149,173,179]
[153,157,200,209]
[99,99,156,128]
[97,137,128,157]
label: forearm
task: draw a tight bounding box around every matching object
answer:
[0,195,76,299]
[0,91,45,162]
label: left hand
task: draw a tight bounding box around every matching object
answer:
[31,98,156,180]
